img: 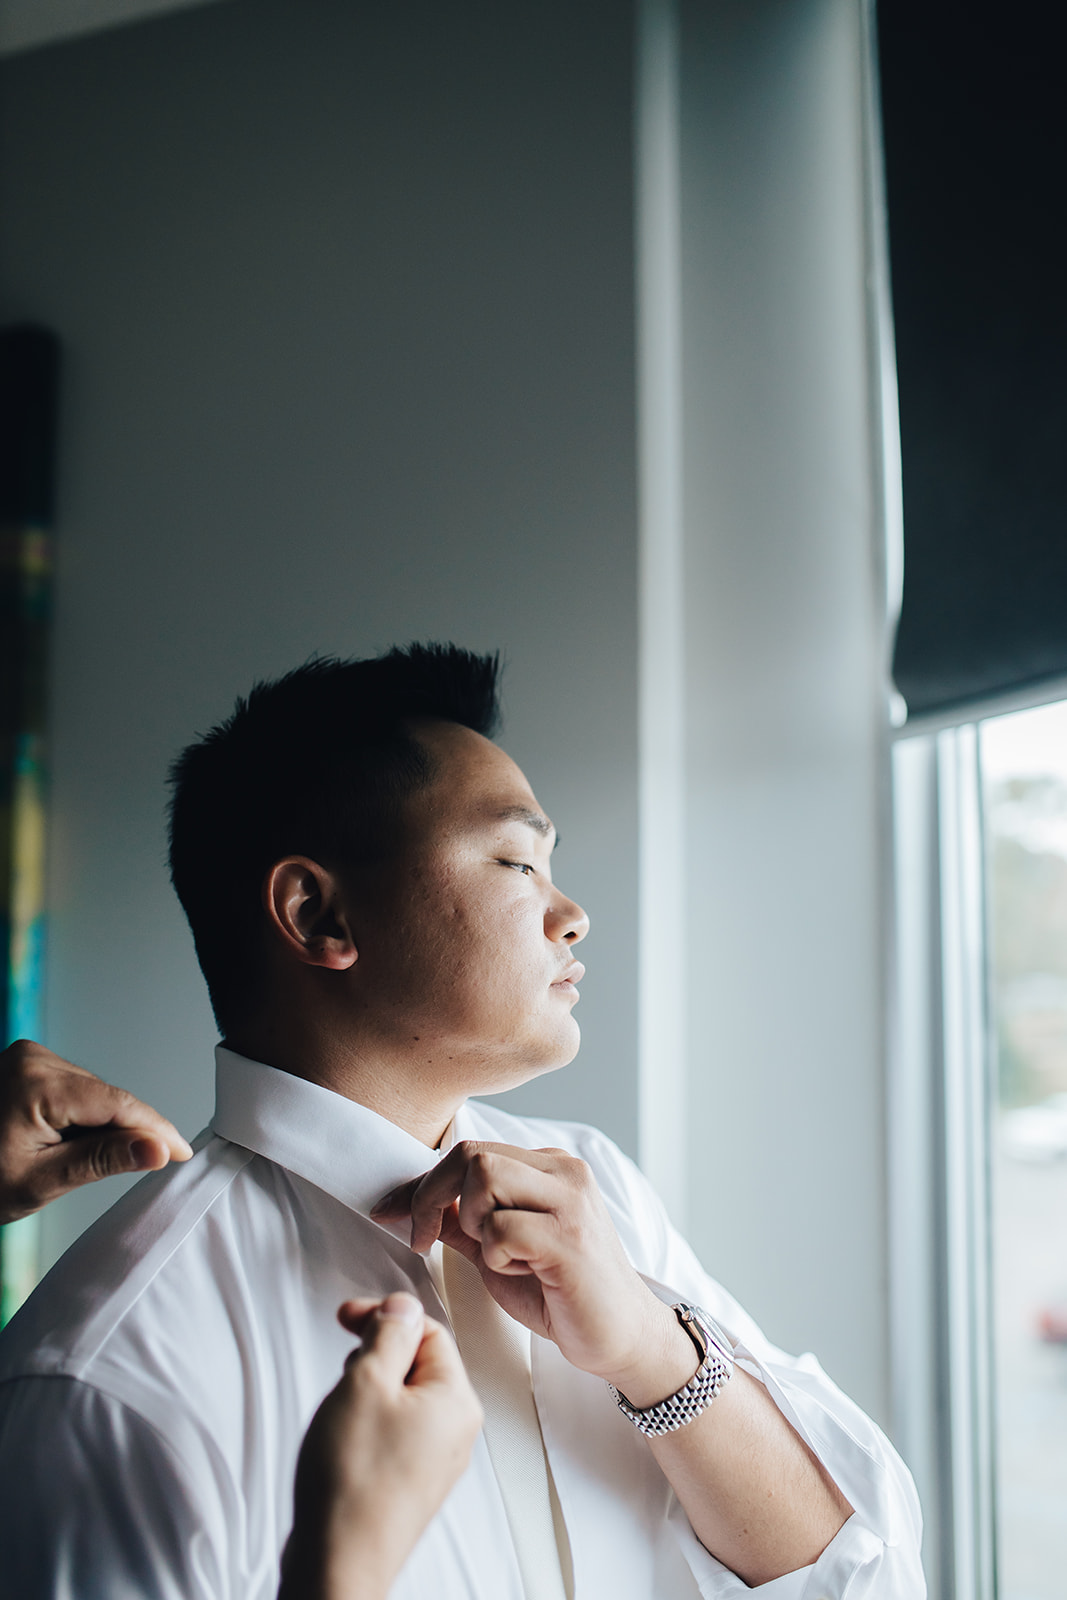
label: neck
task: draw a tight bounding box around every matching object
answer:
[224,1020,464,1149]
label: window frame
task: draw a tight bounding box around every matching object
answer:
[891,722,998,1600]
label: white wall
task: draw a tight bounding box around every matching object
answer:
[674,0,893,1421]
[0,0,639,1268]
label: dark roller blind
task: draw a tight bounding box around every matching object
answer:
[880,0,1067,719]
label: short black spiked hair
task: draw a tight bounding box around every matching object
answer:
[168,642,501,1032]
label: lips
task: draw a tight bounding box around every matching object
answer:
[551,961,585,989]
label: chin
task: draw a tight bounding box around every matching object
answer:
[477,1028,581,1097]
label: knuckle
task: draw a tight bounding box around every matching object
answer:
[552,1158,589,1199]
[3,1040,39,1089]
[564,1155,593,1190]
[538,1147,589,1184]
[469,1150,498,1186]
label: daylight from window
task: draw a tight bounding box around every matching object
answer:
[982,700,1067,1600]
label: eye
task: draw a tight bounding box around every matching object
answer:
[501,860,535,876]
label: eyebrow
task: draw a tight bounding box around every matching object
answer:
[496,805,559,848]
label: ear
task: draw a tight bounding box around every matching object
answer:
[263,857,358,971]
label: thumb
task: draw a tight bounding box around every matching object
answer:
[406,1315,471,1391]
[348,1292,425,1386]
[48,1128,171,1192]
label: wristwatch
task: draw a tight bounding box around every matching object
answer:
[608,1303,734,1436]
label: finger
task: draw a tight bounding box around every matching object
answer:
[0,1039,94,1088]
[369,1174,421,1221]
[439,1206,484,1266]
[129,1112,192,1162]
[348,1293,425,1384]
[335,1292,424,1337]
[27,1127,173,1207]
[371,1171,455,1254]
[335,1297,389,1335]
[454,1155,564,1249]
[406,1316,475,1393]
[380,1146,520,1253]
[336,1299,469,1391]
[42,1075,193,1161]
[370,1143,559,1228]
[408,1149,561,1255]
[476,1208,559,1277]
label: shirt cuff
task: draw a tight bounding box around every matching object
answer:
[669,1503,887,1599]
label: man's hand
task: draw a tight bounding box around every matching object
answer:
[371,1142,697,1406]
[374,1144,853,1588]
[279,1293,483,1600]
[0,1039,193,1224]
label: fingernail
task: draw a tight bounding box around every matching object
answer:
[128,1139,155,1168]
[378,1292,423,1326]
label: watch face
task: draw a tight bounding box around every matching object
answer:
[691,1308,734,1366]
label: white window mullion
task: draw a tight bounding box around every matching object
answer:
[891,727,997,1600]
[937,724,997,1600]
[889,732,943,1590]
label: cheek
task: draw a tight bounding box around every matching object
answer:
[490,901,549,985]
[441,898,541,987]
[391,866,545,983]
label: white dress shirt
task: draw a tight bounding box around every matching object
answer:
[0,1048,925,1599]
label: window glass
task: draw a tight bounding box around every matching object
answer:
[982,701,1067,1598]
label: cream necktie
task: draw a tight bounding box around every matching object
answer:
[432,1242,574,1600]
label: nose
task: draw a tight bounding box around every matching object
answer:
[547,888,590,945]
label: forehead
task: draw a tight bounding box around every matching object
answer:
[407,720,552,840]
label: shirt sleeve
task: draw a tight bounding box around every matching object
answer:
[0,1375,228,1600]
[571,1125,928,1599]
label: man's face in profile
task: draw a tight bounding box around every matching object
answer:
[348,719,589,1094]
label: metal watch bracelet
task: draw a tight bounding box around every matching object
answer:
[608,1303,734,1437]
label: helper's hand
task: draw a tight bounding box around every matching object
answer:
[279,1293,483,1600]
[0,1039,193,1224]
[372,1144,699,1408]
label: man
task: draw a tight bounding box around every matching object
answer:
[0,644,924,1597]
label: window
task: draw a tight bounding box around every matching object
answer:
[892,698,1067,1600]
[983,702,1067,1599]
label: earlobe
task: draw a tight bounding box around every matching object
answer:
[263,857,358,971]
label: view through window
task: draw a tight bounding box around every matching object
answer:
[982,700,1067,1599]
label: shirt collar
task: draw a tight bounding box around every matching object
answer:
[211,1045,463,1220]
